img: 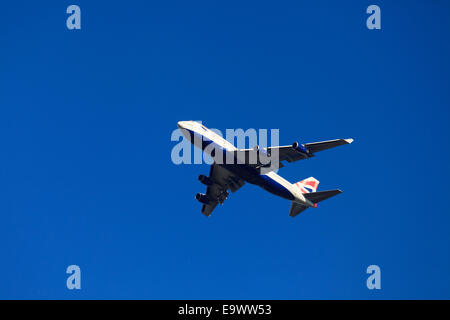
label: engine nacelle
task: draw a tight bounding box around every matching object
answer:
[292,141,308,154]
[198,174,213,186]
[195,193,210,205]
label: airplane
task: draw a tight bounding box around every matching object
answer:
[177,121,353,217]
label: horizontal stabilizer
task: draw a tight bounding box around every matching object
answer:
[303,189,342,204]
[289,202,308,217]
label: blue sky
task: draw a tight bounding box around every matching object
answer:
[1,1,450,299]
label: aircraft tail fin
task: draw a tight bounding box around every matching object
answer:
[293,177,319,193]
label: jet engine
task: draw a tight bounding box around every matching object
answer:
[198,174,213,186]
[292,141,308,154]
[195,193,210,205]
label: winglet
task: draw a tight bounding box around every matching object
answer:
[345,138,354,144]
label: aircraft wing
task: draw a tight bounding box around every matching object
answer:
[268,139,354,163]
[304,139,354,153]
[233,138,353,173]
[201,163,245,216]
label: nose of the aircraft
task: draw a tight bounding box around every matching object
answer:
[177,121,186,129]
